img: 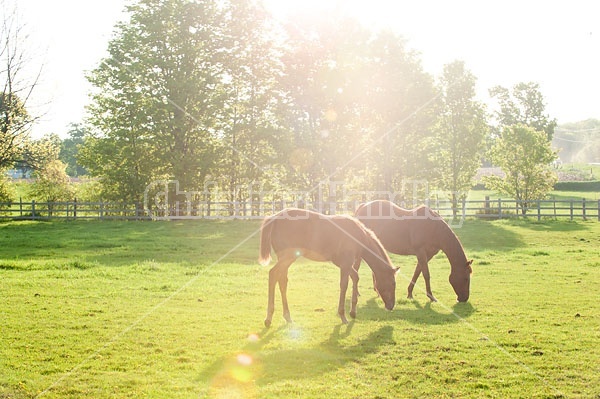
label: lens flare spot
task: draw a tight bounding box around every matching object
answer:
[294,250,302,258]
[237,353,253,366]
[324,108,337,122]
[247,333,259,343]
[209,353,260,399]
[231,365,253,383]
[288,326,302,340]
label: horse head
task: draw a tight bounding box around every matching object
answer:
[374,266,399,310]
[449,260,473,302]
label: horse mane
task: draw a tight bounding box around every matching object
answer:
[346,215,394,270]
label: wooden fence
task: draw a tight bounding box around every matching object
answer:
[0,198,599,221]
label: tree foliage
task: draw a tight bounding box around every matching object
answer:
[0,2,42,170]
[59,123,88,177]
[0,92,28,167]
[278,15,374,195]
[489,82,556,140]
[76,0,560,206]
[484,124,557,215]
[279,20,437,199]
[431,61,488,216]
[83,0,283,203]
[360,31,437,196]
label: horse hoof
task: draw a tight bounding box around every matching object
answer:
[428,296,438,302]
[407,295,414,300]
[264,319,271,328]
[350,311,356,319]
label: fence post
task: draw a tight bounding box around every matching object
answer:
[598,199,600,222]
[582,198,587,221]
[570,199,573,221]
[73,198,78,220]
[498,199,502,219]
[100,202,104,220]
[31,200,36,220]
[537,200,541,221]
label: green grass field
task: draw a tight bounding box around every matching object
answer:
[1,219,599,398]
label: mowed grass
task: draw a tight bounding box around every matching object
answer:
[1,219,599,398]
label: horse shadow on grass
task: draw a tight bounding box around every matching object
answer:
[197,322,395,390]
[198,299,474,392]
[357,297,476,325]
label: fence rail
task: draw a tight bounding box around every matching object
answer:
[1,198,599,221]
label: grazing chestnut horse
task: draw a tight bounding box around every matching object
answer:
[354,200,472,302]
[259,208,398,327]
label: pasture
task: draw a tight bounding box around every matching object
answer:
[1,219,599,398]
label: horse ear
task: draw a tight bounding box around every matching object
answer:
[394,266,400,273]
[467,260,473,266]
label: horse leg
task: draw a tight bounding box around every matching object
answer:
[338,267,350,324]
[265,257,293,327]
[417,252,437,302]
[278,262,293,324]
[265,263,279,327]
[351,257,362,297]
[349,267,360,319]
[407,262,421,299]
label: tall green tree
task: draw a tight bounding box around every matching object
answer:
[278,14,373,199]
[83,0,229,202]
[431,61,488,216]
[489,82,556,140]
[1,2,42,170]
[484,124,558,215]
[212,0,286,203]
[279,22,437,203]
[30,160,74,215]
[361,30,437,198]
[59,123,88,177]
[27,134,72,214]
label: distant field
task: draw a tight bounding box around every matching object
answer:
[1,219,599,398]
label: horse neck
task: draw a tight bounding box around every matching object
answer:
[437,221,468,272]
[360,232,393,274]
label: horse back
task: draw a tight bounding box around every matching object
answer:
[268,209,363,261]
[355,201,443,255]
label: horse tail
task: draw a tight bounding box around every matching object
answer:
[258,216,274,266]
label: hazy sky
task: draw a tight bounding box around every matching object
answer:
[16,0,600,137]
